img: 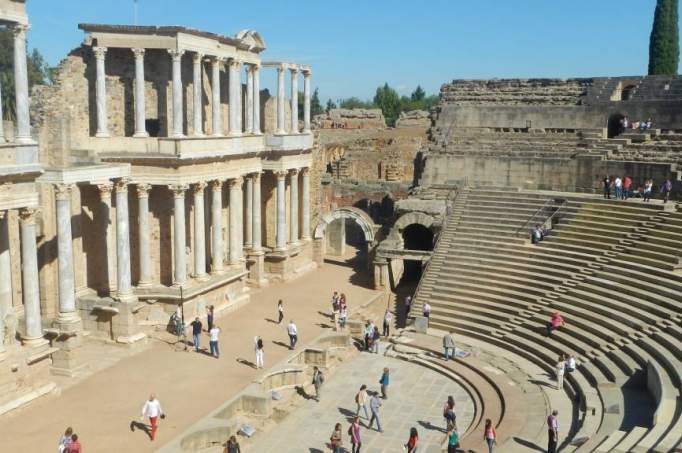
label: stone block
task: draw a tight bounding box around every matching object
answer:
[414,316,429,334]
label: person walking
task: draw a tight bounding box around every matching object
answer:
[556,355,566,390]
[382,309,392,337]
[404,295,412,324]
[368,393,383,432]
[58,427,73,453]
[349,417,362,453]
[355,384,370,419]
[614,176,623,200]
[190,317,202,352]
[141,394,164,441]
[64,434,81,453]
[622,175,632,200]
[206,305,214,332]
[364,321,373,351]
[255,335,264,369]
[209,324,221,359]
[371,324,381,354]
[288,320,298,350]
[643,179,653,202]
[422,301,431,318]
[443,331,456,360]
[339,304,348,329]
[484,418,497,453]
[405,427,419,453]
[547,410,559,453]
[312,366,324,401]
[379,368,390,399]
[546,312,565,336]
[603,175,611,199]
[277,300,284,325]
[330,422,344,453]
[331,291,340,316]
[661,178,673,203]
[224,435,241,453]
[443,395,456,428]
[441,422,459,453]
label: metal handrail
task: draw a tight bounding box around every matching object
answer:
[514,198,566,237]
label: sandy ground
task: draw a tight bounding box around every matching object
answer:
[0,254,382,453]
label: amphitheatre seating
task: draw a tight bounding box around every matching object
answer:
[413,187,682,452]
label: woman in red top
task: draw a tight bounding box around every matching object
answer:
[65,434,81,453]
[405,427,418,453]
[546,312,565,336]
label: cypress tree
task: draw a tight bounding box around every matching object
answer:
[648,0,679,75]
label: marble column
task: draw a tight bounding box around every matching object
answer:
[303,70,312,133]
[169,49,185,138]
[13,25,31,142]
[301,167,311,240]
[132,48,148,137]
[245,65,254,134]
[93,46,109,138]
[97,183,116,293]
[115,179,133,301]
[228,59,242,136]
[275,171,287,250]
[289,168,299,245]
[55,185,78,322]
[0,212,11,357]
[290,68,299,133]
[136,184,152,287]
[170,185,188,286]
[210,57,223,136]
[192,52,204,136]
[210,180,224,274]
[228,177,243,263]
[253,65,262,134]
[252,172,262,251]
[276,66,286,134]
[0,79,5,142]
[193,182,208,280]
[19,208,44,346]
[244,175,253,249]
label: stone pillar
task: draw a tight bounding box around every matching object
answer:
[13,25,31,142]
[228,59,242,136]
[193,182,208,280]
[228,177,243,264]
[0,212,11,358]
[93,46,109,138]
[253,65,261,134]
[192,52,204,136]
[303,70,312,133]
[276,66,286,134]
[169,49,185,138]
[290,68,299,133]
[252,172,262,252]
[275,171,287,250]
[115,179,133,302]
[97,183,116,294]
[374,258,391,292]
[244,175,253,249]
[210,180,224,274]
[0,79,5,142]
[301,168,311,240]
[210,57,223,136]
[136,184,152,287]
[289,169,299,246]
[20,208,45,347]
[55,185,79,323]
[132,48,148,137]
[170,185,188,286]
[245,65,254,134]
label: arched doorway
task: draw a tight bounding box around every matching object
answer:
[401,224,434,282]
[607,113,625,138]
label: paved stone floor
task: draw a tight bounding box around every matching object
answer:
[251,347,474,453]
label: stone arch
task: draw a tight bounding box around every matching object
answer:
[389,212,437,242]
[314,207,377,244]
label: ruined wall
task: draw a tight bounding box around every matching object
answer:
[314,108,385,129]
[396,110,430,129]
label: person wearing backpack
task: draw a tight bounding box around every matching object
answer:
[255,335,264,369]
[349,417,361,453]
[330,422,343,453]
[355,384,369,419]
[441,422,459,453]
[312,366,324,401]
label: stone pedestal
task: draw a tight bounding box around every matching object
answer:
[414,316,428,333]
[50,316,85,376]
[247,250,268,287]
[326,218,345,256]
[373,258,390,292]
[312,237,325,266]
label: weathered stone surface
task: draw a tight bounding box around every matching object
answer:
[395,109,430,128]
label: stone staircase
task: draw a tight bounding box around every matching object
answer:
[413,188,682,452]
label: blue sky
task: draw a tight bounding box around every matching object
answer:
[26,0,675,102]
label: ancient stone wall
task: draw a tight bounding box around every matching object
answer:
[396,110,430,128]
[440,78,592,106]
[314,108,385,129]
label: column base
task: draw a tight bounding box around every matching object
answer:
[136,280,153,288]
[228,131,243,137]
[253,131,263,136]
[116,291,138,303]
[15,136,35,144]
[275,129,287,135]
[55,312,83,334]
[303,129,312,134]
[289,241,301,248]
[21,336,49,349]
[301,236,312,242]
[211,132,224,137]
[133,131,149,138]
[95,132,110,138]
[171,133,185,138]
[210,267,225,276]
[194,273,210,282]
[191,132,205,138]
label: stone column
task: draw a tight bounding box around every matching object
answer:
[276,66,286,134]
[170,185,188,286]
[97,183,116,293]
[253,65,261,134]
[193,182,208,280]
[210,180,224,274]
[290,68,299,133]
[210,57,223,136]
[93,46,109,138]
[252,172,262,251]
[275,171,287,250]
[115,179,133,301]
[169,49,185,138]
[301,167,311,240]
[303,70,312,133]
[0,79,5,142]
[244,175,253,249]
[13,25,31,142]
[0,212,11,358]
[136,184,152,287]
[228,59,242,136]
[228,177,243,263]
[132,48,148,137]
[289,168,299,246]
[20,208,44,346]
[55,184,78,322]
[192,52,204,136]
[245,65,254,134]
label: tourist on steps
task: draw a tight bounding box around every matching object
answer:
[368,393,383,432]
[58,427,73,453]
[364,320,374,351]
[661,178,673,203]
[330,422,344,453]
[547,410,560,453]
[287,320,298,349]
[254,335,264,369]
[422,301,431,318]
[643,179,653,202]
[443,331,456,360]
[484,418,497,453]
[556,355,566,390]
[355,384,370,419]
[566,354,578,373]
[531,224,543,245]
[190,317,202,352]
[277,299,284,324]
[614,176,623,199]
[622,175,632,200]
[349,417,362,453]
[602,176,612,199]
[140,394,164,441]
[312,366,324,401]
[405,427,419,453]
[404,296,412,324]
[371,324,381,353]
[339,304,348,329]
[379,367,390,399]
[442,422,459,453]
[546,312,565,336]
[224,435,241,453]
[382,309,392,336]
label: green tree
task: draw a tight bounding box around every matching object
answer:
[410,85,426,102]
[339,96,374,109]
[311,88,324,117]
[648,0,679,75]
[325,99,337,113]
[373,83,400,126]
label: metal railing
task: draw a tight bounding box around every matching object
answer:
[514,198,567,237]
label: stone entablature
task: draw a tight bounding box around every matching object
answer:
[0,0,29,25]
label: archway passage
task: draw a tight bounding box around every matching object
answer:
[607,113,625,138]
[400,223,434,285]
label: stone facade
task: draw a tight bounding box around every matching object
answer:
[314,108,385,129]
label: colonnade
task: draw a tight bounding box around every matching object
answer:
[274,65,312,134]
[0,23,32,144]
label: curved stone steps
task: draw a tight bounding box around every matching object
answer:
[442,247,587,275]
[591,267,682,308]
[440,255,578,280]
[423,271,555,297]
[435,262,568,287]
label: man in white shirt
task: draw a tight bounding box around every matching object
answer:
[140,394,164,441]
[423,302,431,318]
[614,176,623,200]
[287,320,298,350]
[382,309,393,336]
[209,325,220,359]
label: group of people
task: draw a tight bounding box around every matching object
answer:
[555,354,578,390]
[331,291,349,329]
[58,428,81,453]
[603,175,673,203]
[530,224,550,245]
[619,116,653,133]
